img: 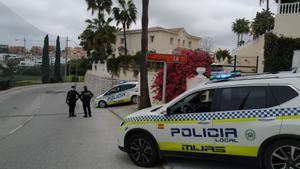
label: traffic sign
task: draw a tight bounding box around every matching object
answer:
[146,53,187,103]
[147,54,187,63]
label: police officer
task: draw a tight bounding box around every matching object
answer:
[66,86,80,117]
[80,86,94,118]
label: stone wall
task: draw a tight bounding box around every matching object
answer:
[84,72,118,96]
[84,62,208,105]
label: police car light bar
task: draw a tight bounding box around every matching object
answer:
[210,71,241,81]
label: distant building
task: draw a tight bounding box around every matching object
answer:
[234,0,300,73]
[30,46,43,56]
[8,46,25,55]
[0,45,9,53]
[62,47,87,60]
[49,45,56,56]
[115,27,201,56]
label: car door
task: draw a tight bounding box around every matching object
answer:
[104,86,120,105]
[212,86,281,158]
[157,89,220,154]
[118,84,135,103]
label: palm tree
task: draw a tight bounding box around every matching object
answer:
[232,21,241,48]
[80,17,116,63]
[232,18,250,47]
[81,0,117,63]
[85,0,112,16]
[259,0,270,11]
[239,18,250,46]
[113,0,137,56]
[139,0,151,109]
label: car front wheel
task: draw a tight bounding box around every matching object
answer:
[127,134,159,167]
[264,139,300,169]
[131,95,138,104]
[98,101,107,108]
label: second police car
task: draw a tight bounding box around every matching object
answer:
[117,72,300,169]
[94,82,139,108]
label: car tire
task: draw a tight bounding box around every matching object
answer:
[264,139,300,169]
[126,133,159,167]
[131,95,138,104]
[98,101,107,108]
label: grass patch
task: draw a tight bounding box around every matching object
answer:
[12,75,41,87]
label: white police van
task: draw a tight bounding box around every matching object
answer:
[117,72,300,169]
[94,82,138,108]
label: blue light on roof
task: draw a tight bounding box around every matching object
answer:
[210,71,241,80]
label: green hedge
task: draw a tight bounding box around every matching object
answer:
[264,33,300,72]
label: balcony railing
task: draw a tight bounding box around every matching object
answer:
[279,2,300,14]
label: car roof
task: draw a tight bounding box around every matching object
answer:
[113,81,138,87]
[196,72,300,90]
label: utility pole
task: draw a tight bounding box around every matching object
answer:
[75,53,79,88]
[64,36,69,80]
[16,37,26,58]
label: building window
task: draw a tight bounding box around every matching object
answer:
[178,39,181,46]
[170,37,174,45]
[183,40,185,47]
[150,36,155,43]
[189,41,192,48]
[120,38,125,44]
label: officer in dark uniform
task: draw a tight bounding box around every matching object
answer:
[80,86,94,118]
[66,86,80,117]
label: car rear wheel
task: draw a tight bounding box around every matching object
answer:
[131,95,138,104]
[264,140,300,169]
[98,101,107,108]
[127,134,159,167]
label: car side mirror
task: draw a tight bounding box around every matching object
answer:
[162,107,171,116]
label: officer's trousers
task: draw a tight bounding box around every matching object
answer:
[68,103,76,117]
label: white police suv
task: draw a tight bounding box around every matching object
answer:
[94,82,138,108]
[118,72,300,169]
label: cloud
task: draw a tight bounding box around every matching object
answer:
[0,0,278,49]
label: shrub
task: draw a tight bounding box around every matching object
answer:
[264,33,300,72]
[151,49,212,102]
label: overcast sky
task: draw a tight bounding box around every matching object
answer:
[0,0,278,50]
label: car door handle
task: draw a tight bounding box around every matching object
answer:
[197,121,210,125]
[257,117,276,122]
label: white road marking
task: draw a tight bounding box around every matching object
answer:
[8,115,35,135]
[8,125,23,135]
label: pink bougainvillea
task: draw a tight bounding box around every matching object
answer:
[151,48,212,102]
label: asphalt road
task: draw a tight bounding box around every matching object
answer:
[0,84,259,169]
[0,84,161,169]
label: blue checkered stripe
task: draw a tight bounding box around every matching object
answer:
[124,107,300,123]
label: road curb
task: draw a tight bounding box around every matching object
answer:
[106,108,124,120]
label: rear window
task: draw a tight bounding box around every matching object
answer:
[119,84,136,91]
[270,86,299,105]
[215,86,276,111]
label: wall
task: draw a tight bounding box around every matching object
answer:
[233,36,265,73]
[85,62,160,104]
[274,2,300,38]
[115,29,201,57]
[274,13,300,38]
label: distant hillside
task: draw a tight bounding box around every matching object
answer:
[0,2,62,48]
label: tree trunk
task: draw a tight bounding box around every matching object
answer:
[266,0,270,12]
[123,22,128,56]
[237,34,240,47]
[139,0,151,109]
[241,33,244,43]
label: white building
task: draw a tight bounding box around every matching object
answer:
[234,0,300,73]
[115,27,201,56]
